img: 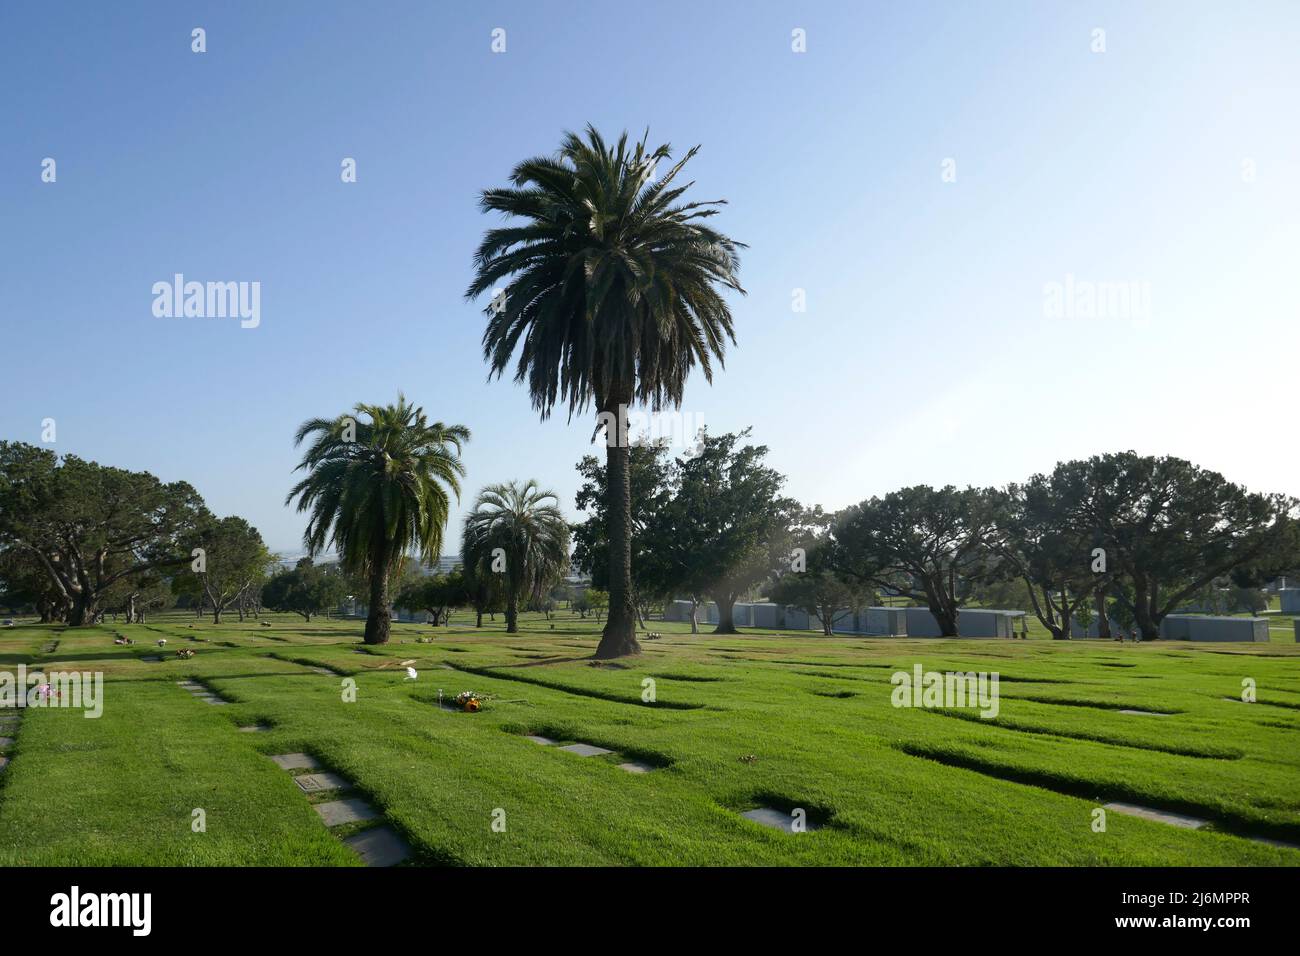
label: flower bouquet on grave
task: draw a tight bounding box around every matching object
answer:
[175,648,196,659]
[454,691,483,713]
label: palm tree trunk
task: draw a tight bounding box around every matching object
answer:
[506,592,519,633]
[594,426,640,659]
[364,562,392,645]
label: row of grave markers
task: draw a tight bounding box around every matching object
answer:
[268,752,413,866]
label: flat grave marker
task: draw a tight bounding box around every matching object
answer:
[314,797,379,827]
[270,753,321,771]
[343,825,412,867]
[1103,802,1206,829]
[741,807,822,833]
[295,772,352,794]
[558,743,613,757]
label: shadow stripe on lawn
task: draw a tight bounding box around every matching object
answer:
[919,707,1245,760]
[896,742,1300,848]
[266,653,353,676]
[1001,694,1186,714]
[443,661,707,710]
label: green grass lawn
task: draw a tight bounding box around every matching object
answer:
[1,609,1298,866]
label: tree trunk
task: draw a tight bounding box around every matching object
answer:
[1050,586,1071,640]
[1095,588,1111,639]
[930,599,959,637]
[475,609,483,628]
[67,591,97,627]
[364,562,392,645]
[212,606,222,624]
[506,592,519,633]
[594,424,640,659]
[1132,572,1159,640]
[712,594,738,634]
[689,598,699,635]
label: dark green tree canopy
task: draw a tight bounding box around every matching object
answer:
[1052,451,1299,637]
[263,558,347,622]
[192,515,273,623]
[768,505,874,636]
[395,569,469,626]
[832,484,1002,637]
[650,429,797,632]
[0,441,208,625]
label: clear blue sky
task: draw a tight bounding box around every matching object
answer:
[2,1,1297,555]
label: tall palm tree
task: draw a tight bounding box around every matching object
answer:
[467,126,745,658]
[461,480,570,633]
[286,395,469,645]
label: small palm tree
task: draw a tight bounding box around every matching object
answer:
[286,396,469,644]
[467,125,744,657]
[461,480,570,633]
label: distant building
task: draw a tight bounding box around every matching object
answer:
[412,555,461,576]
[1160,615,1268,642]
[662,601,1023,637]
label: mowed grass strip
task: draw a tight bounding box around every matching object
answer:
[0,677,355,865]
[0,610,1297,865]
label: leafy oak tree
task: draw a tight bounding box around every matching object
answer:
[0,442,207,626]
[193,515,274,624]
[264,558,348,622]
[767,506,874,636]
[1063,452,1300,639]
[652,430,796,634]
[832,485,1002,637]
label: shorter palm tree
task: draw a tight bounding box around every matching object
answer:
[461,480,570,633]
[286,395,469,644]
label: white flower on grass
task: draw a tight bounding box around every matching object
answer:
[405,667,418,680]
